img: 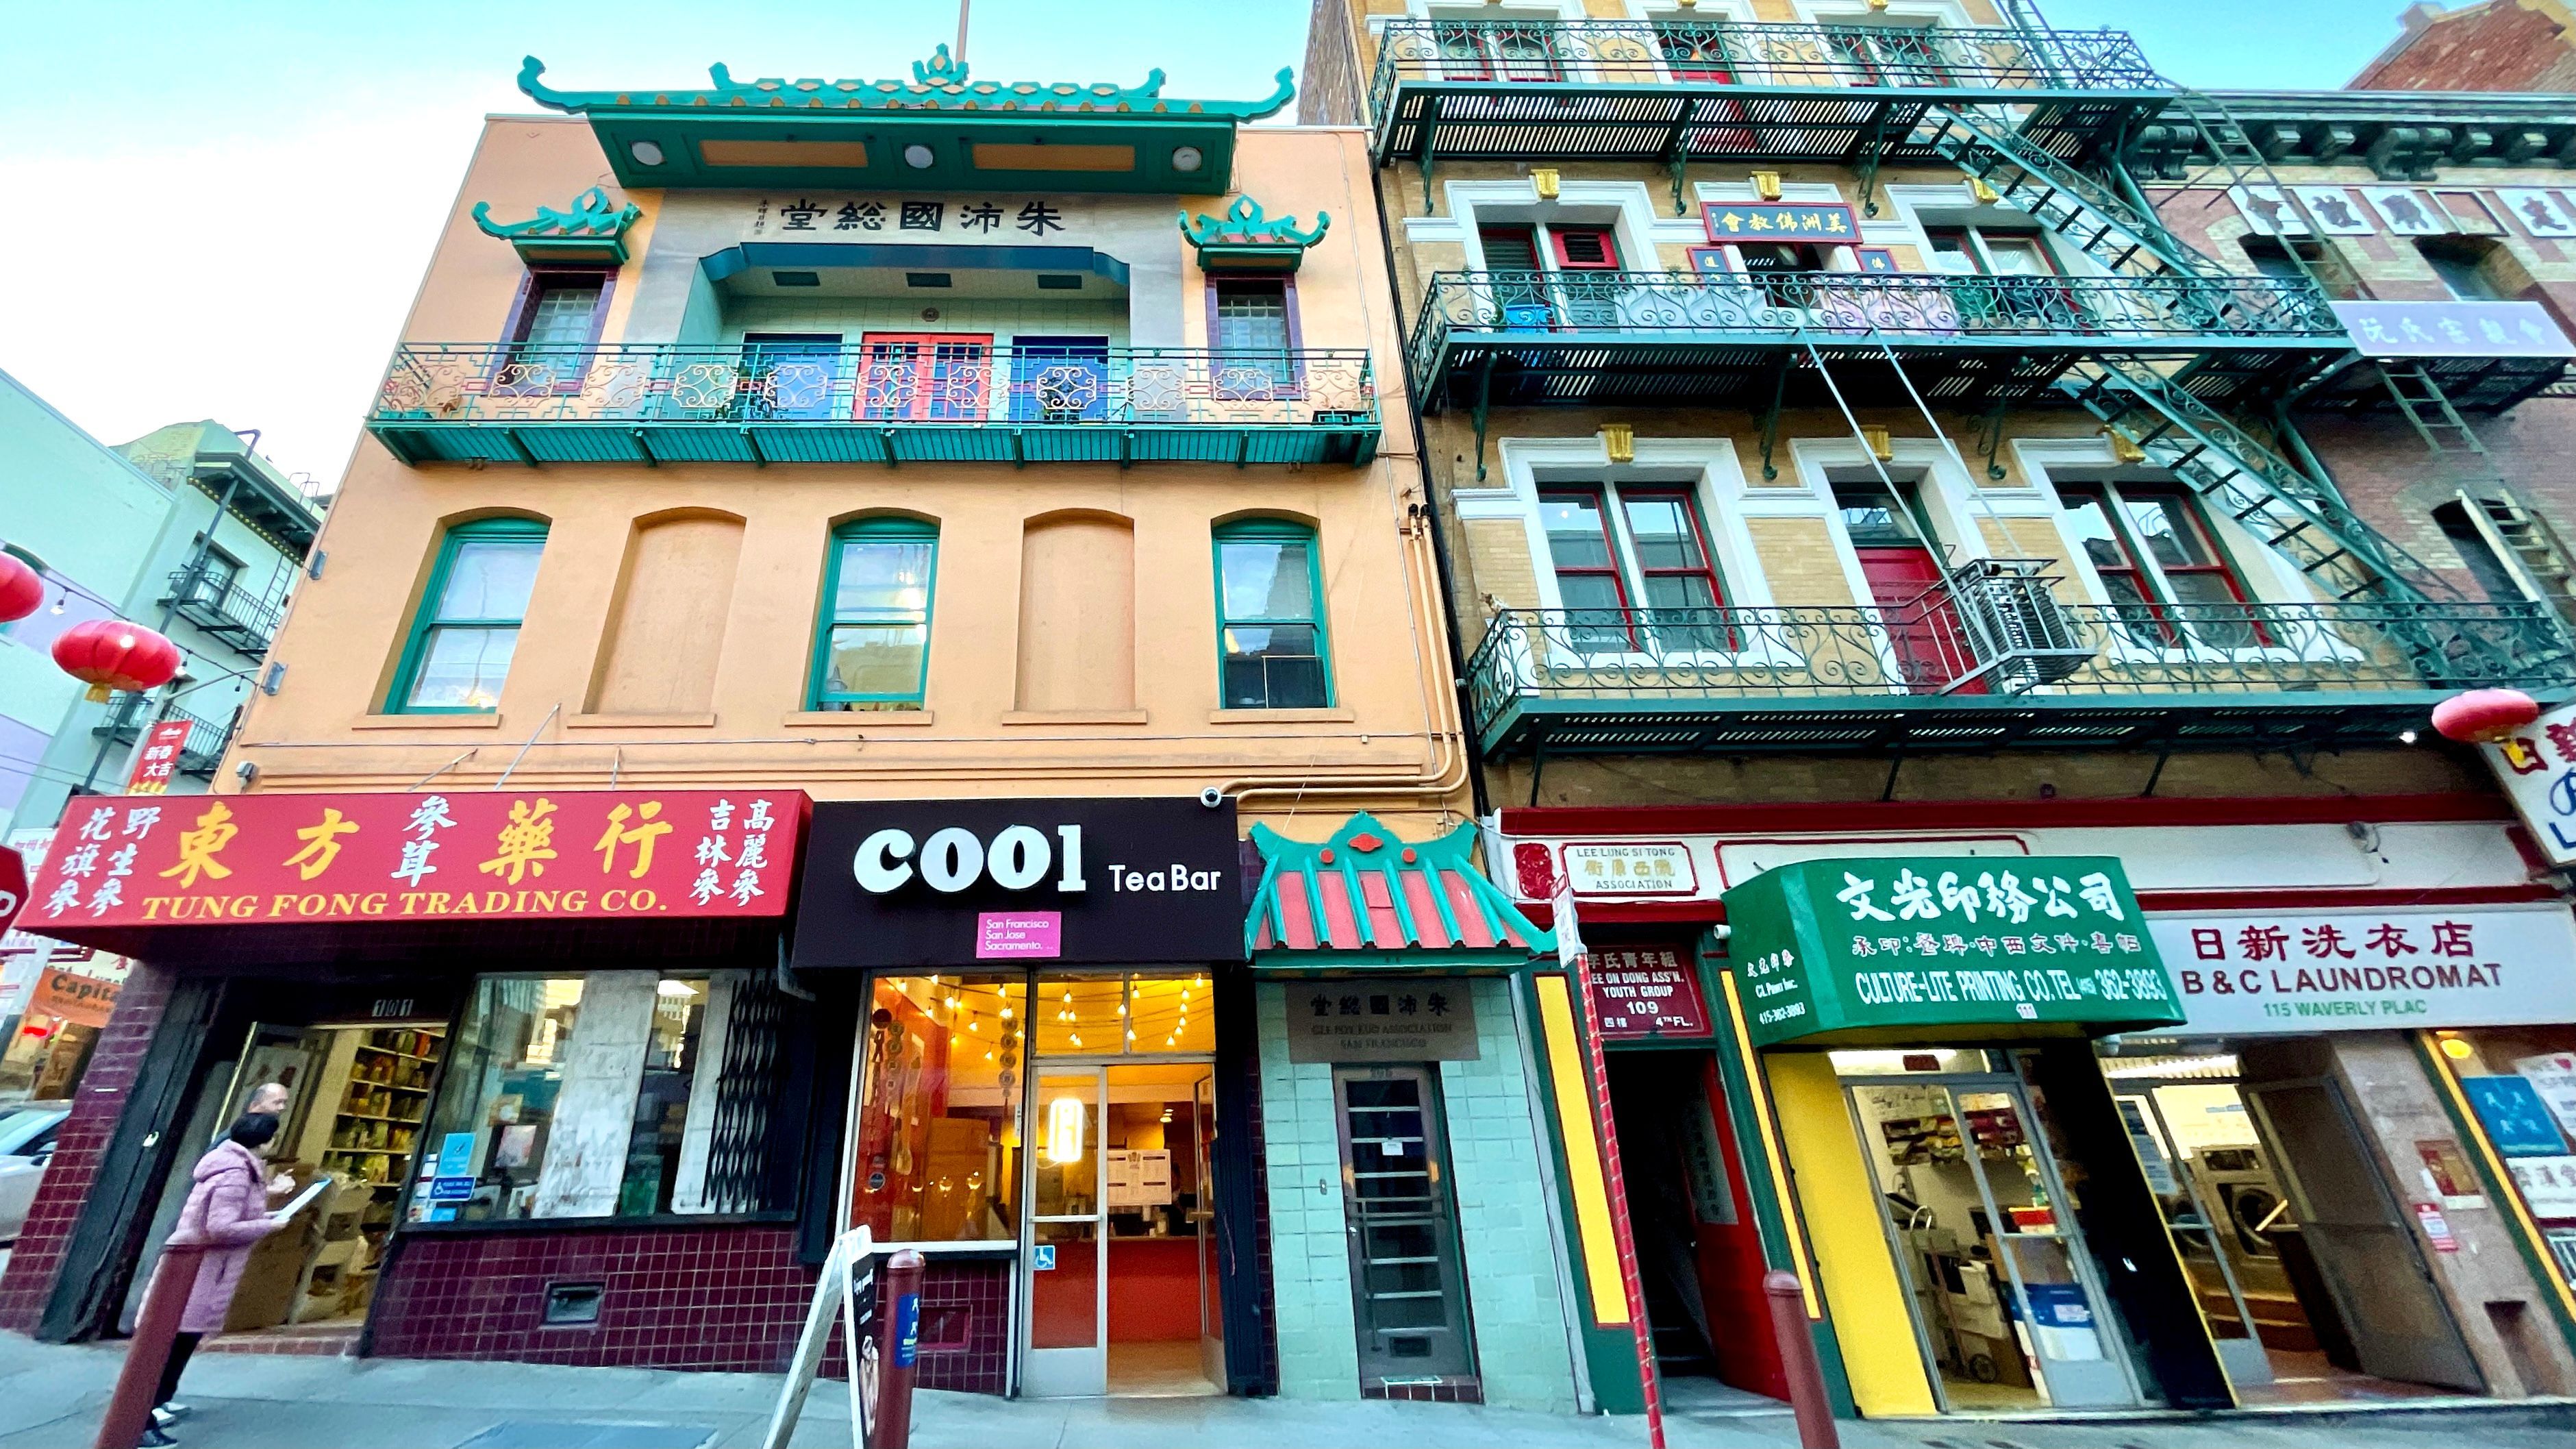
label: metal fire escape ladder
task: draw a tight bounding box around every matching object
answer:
[1915,105,2210,282]
[2057,357,2451,606]
[2385,361,2576,622]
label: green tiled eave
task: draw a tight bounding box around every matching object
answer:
[519,49,1292,194]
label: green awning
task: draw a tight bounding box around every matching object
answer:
[1246,813,1550,971]
[1179,195,1329,273]
[1723,856,2184,1048]
[518,46,1292,195]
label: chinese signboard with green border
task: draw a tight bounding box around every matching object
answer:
[1723,857,2183,1048]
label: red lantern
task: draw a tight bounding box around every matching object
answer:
[51,619,182,703]
[0,552,40,625]
[2431,688,2541,745]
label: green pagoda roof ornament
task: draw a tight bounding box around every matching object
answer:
[516,50,1292,121]
[1179,194,1329,272]
[1245,813,1551,965]
[471,186,642,264]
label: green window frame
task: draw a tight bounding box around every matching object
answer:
[387,517,548,714]
[1213,519,1333,710]
[809,517,938,710]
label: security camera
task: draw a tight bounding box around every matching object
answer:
[235,760,260,787]
[1199,787,1227,810]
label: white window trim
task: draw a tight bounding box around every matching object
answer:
[1797,0,1975,27]
[1447,177,1678,276]
[1481,434,1807,674]
[2011,438,2367,671]
[1881,182,2098,280]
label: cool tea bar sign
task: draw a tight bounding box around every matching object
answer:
[1723,856,2182,1048]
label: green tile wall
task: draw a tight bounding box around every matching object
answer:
[1254,978,1581,1413]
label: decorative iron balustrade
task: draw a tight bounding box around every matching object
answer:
[1412,269,2339,380]
[1369,18,2162,119]
[371,343,1377,433]
[162,568,285,659]
[1465,583,2566,736]
[93,696,235,776]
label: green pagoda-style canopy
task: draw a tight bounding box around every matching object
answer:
[1179,195,1329,273]
[1246,813,1551,970]
[472,187,642,264]
[519,47,1293,193]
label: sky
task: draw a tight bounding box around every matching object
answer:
[0,0,2416,487]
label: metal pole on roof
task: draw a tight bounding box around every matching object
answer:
[955,0,971,62]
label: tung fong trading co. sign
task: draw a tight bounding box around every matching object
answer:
[2149,906,2576,1035]
[1723,856,2183,1048]
[792,797,1245,969]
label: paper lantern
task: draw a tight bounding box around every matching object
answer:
[2431,688,2541,745]
[0,552,39,624]
[51,619,181,703]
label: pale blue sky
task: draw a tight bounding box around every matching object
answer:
[0,0,2416,483]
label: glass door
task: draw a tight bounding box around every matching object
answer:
[1333,1065,1475,1383]
[1848,1076,2140,1410]
[2118,1089,2274,1387]
[1021,1067,1106,1397]
[1195,1069,1225,1389]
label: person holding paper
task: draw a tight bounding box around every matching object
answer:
[143,1113,295,1446]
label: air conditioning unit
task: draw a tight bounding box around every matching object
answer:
[1951,559,2094,693]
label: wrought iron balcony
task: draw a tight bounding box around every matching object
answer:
[366,343,1380,468]
[161,569,284,660]
[1412,269,2348,412]
[92,697,234,778]
[1464,563,2572,758]
[1369,18,2166,167]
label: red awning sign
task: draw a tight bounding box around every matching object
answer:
[21,790,803,934]
[0,845,26,938]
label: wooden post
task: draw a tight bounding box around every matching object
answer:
[1765,1270,1840,1449]
[94,1243,205,1449]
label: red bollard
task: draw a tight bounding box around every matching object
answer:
[95,1243,207,1449]
[1764,1270,1840,1449]
[868,1249,925,1449]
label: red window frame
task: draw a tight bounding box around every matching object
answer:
[855,332,993,421]
[1542,485,1734,653]
[1617,486,1727,610]
[2064,485,2267,649]
[497,267,614,397]
[1541,487,1638,645]
[1549,227,1623,271]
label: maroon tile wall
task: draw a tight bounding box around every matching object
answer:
[367,1226,1011,1394]
[368,1225,814,1371]
[0,964,173,1335]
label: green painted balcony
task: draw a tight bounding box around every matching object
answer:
[366,343,1380,468]
[1368,18,2165,169]
[1464,563,2572,759]
[1412,269,2348,412]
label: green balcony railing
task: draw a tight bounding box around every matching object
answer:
[1464,564,2571,757]
[94,696,235,778]
[366,342,1381,468]
[1411,269,2346,410]
[1368,18,2164,164]
[161,567,284,660]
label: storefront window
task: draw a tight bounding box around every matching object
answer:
[2432,1026,2576,1271]
[1031,974,1214,1056]
[414,971,745,1224]
[853,975,1027,1243]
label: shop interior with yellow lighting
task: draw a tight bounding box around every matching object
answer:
[849,970,1225,1397]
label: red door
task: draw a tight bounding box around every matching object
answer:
[1855,544,1984,695]
[1690,1056,1789,1401]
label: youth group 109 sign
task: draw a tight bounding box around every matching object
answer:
[1723,856,2183,1048]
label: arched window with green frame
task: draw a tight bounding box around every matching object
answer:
[388,517,548,713]
[811,517,938,710]
[1213,519,1332,710]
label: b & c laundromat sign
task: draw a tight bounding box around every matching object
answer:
[791,797,1246,968]
[1723,856,2183,1048]
[2150,905,2576,1035]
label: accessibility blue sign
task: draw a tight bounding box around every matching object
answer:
[1031,1244,1056,1272]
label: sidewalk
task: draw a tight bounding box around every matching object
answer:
[0,1332,2568,1449]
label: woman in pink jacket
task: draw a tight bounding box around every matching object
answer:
[144,1113,291,1447]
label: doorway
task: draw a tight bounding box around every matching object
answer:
[1020,1061,1223,1398]
[2103,1044,2484,1403]
[1846,1072,2140,1410]
[1331,1065,1477,1388]
[121,1015,451,1342]
[1834,477,1978,693]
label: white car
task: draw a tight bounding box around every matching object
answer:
[0,1104,71,1243]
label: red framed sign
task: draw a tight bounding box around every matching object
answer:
[1701,201,1860,245]
[123,720,193,796]
[22,790,805,932]
[1588,945,1714,1040]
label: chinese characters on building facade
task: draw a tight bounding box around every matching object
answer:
[747,196,1069,240]
[2147,906,2576,1035]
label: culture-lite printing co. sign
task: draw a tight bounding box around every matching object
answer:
[1722,856,2182,1048]
[792,797,1245,968]
[2149,905,2576,1035]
